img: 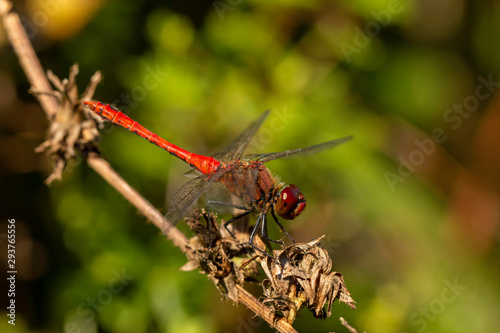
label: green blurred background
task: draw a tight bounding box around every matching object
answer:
[1,0,499,332]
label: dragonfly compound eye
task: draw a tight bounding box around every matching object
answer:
[275,184,306,220]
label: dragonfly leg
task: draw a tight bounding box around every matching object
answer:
[207,200,253,239]
[207,200,249,213]
[259,214,285,247]
[223,210,253,239]
[271,209,295,243]
[249,215,275,261]
[201,209,215,248]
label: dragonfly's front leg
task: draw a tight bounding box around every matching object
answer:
[248,214,275,260]
[259,213,285,247]
[271,209,296,243]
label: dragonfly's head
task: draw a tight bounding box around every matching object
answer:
[275,184,306,220]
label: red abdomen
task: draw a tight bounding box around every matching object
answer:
[84,101,220,174]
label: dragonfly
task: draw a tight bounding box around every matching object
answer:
[84,101,352,256]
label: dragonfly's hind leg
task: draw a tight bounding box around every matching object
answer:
[201,209,216,247]
[223,210,253,239]
[206,201,252,242]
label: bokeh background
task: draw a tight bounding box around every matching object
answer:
[1,0,499,332]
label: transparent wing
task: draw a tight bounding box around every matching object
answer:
[165,168,229,228]
[212,110,270,161]
[245,135,353,162]
[183,169,201,178]
[165,176,212,228]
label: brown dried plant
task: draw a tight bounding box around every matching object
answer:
[180,210,356,325]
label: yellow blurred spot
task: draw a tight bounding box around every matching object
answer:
[272,52,312,95]
[26,0,105,40]
[147,11,194,54]
[360,284,409,333]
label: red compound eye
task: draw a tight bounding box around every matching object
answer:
[275,184,306,220]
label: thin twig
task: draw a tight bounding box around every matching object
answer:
[236,285,296,333]
[339,317,364,333]
[0,0,58,117]
[87,154,189,251]
[0,2,297,332]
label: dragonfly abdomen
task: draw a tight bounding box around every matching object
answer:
[85,101,221,174]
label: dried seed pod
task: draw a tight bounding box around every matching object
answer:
[181,210,260,302]
[261,236,356,324]
[35,64,102,184]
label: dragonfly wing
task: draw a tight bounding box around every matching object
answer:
[183,169,202,178]
[246,135,353,162]
[165,176,209,228]
[165,168,227,229]
[212,110,270,161]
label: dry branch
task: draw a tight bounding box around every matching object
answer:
[0,0,58,117]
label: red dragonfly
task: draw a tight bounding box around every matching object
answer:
[84,101,352,255]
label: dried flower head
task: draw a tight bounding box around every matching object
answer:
[34,64,102,184]
[260,236,356,324]
[180,210,355,324]
[180,209,260,302]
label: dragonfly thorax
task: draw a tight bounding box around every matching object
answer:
[274,184,306,220]
[218,160,277,206]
